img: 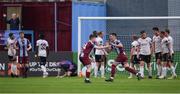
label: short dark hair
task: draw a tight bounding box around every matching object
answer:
[132,35,138,40]
[152,27,159,31]
[9,33,13,37]
[140,30,146,34]
[92,31,98,37]
[39,33,44,39]
[161,31,165,35]
[19,31,24,34]
[110,33,117,37]
[165,29,170,34]
[97,31,103,36]
[89,34,96,40]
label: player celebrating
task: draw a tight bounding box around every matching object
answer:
[94,32,106,78]
[79,34,109,83]
[105,33,141,82]
[152,27,162,79]
[158,31,170,79]
[6,33,16,63]
[35,34,49,78]
[16,32,32,78]
[165,29,177,79]
[128,35,140,79]
[138,31,152,79]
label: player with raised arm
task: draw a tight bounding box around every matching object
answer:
[138,31,152,79]
[6,33,18,77]
[79,34,109,83]
[6,33,17,63]
[16,32,32,78]
[165,29,177,79]
[35,33,49,78]
[159,31,170,79]
[128,35,140,79]
[94,32,106,78]
[105,33,141,82]
[152,27,162,79]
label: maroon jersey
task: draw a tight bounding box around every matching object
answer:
[110,39,125,54]
[110,39,128,63]
[80,41,94,57]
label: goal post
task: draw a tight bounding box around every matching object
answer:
[77,16,180,76]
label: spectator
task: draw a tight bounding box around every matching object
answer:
[3,13,20,30]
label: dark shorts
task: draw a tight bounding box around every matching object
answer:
[39,56,47,66]
[115,53,128,63]
[79,56,91,66]
[8,55,14,61]
[169,54,174,63]
[155,52,162,61]
[61,64,77,72]
[139,54,151,63]
[162,53,170,62]
[95,55,105,62]
[132,55,139,64]
[19,57,29,64]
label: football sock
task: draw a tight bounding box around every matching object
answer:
[162,67,167,77]
[157,65,162,76]
[100,65,105,77]
[171,66,176,76]
[94,65,98,77]
[111,64,116,78]
[125,67,137,75]
[140,66,144,77]
[148,67,152,76]
[86,70,90,79]
[41,65,47,74]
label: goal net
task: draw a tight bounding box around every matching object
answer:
[78,17,180,77]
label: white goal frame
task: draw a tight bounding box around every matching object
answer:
[77,16,180,76]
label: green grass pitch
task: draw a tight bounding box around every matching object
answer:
[0,76,180,93]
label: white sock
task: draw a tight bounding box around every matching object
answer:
[100,66,105,77]
[157,65,162,76]
[139,66,144,77]
[57,68,61,76]
[94,66,98,77]
[148,67,152,76]
[171,66,176,76]
[129,73,133,77]
[162,67,167,77]
[41,65,47,75]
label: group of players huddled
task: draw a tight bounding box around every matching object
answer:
[79,27,177,83]
[6,32,49,78]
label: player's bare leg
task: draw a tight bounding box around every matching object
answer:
[167,62,177,79]
[156,59,162,79]
[139,61,144,78]
[84,64,92,83]
[147,63,152,79]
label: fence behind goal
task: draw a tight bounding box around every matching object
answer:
[78,17,180,77]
